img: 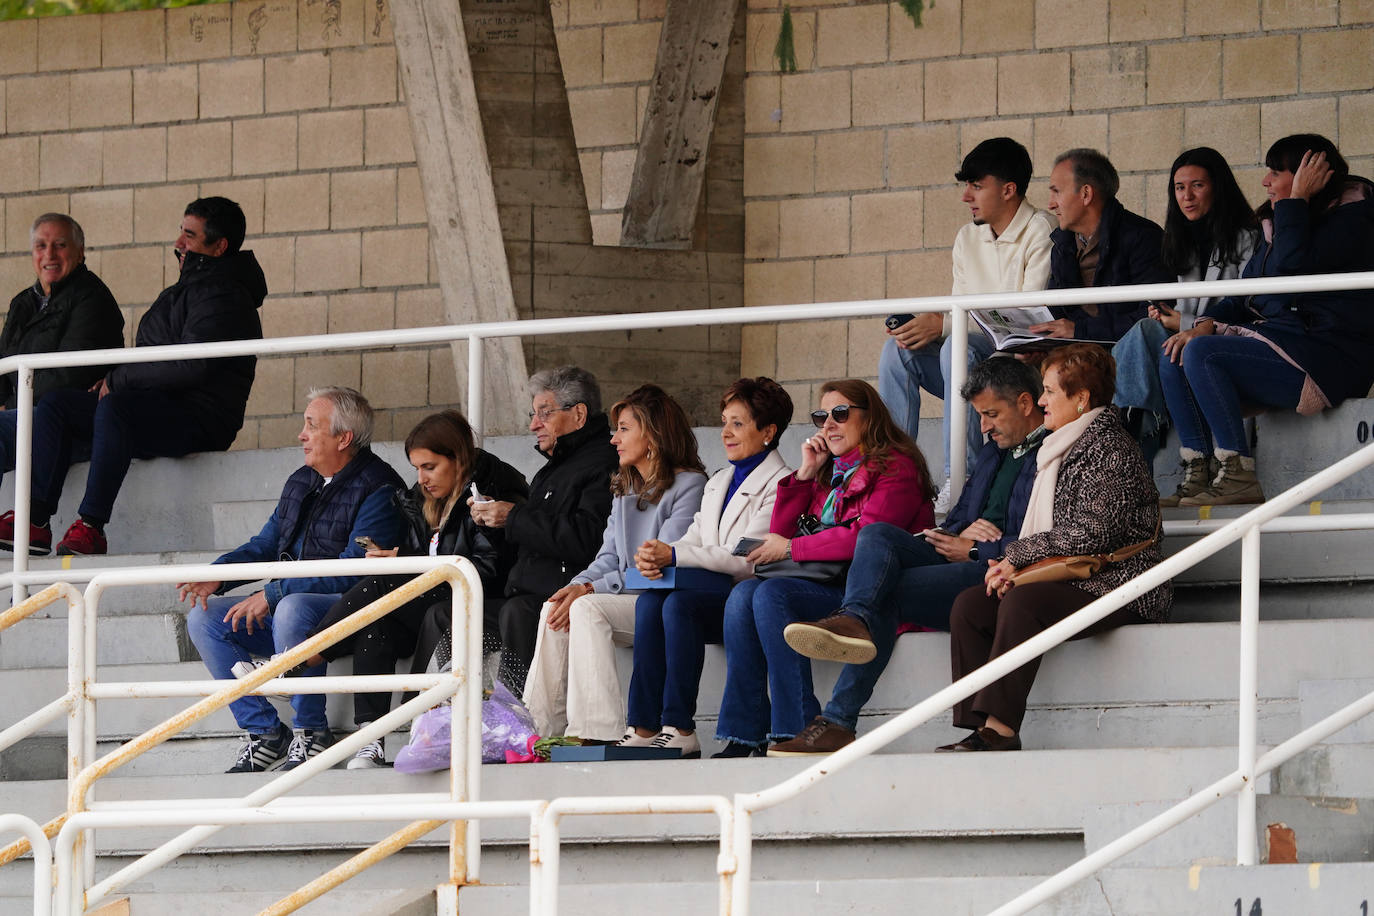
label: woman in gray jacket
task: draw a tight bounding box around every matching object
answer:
[523,384,707,743]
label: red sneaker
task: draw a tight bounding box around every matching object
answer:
[0,510,52,556]
[56,519,107,556]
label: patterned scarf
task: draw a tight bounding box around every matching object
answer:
[821,449,862,525]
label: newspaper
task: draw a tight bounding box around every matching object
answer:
[970,306,1111,352]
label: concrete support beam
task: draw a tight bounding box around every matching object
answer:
[389,0,528,434]
[619,0,740,248]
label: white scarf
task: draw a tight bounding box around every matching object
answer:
[1019,407,1106,537]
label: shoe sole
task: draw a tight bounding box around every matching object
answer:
[1177,493,1265,507]
[346,758,390,770]
[0,540,52,556]
[783,622,878,664]
[765,746,839,757]
[56,546,105,557]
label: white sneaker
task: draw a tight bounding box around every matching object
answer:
[649,726,701,759]
[933,477,952,516]
[347,737,388,769]
[616,728,655,748]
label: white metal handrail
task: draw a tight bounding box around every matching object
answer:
[5,269,1374,913]
[4,269,1374,577]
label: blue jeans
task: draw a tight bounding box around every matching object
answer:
[626,578,734,733]
[1157,335,1304,455]
[715,577,843,746]
[821,523,985,730]
[187,591,340,734]
[28,387,220,523]
[877,333,994,479]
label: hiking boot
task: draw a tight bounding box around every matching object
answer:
[1159,454,1214,507]
[649,725,700,758]
[347,737,388,770]
[278,727,335,771]
[55,519,106,556]
[767,717,855,757]
[1178,454,1265,507]
[226,723,292,773]
[783,612,877,664]
[0,510,52,556]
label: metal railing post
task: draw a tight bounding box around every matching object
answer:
[1236,526,1261,865]
[0,814,51,916]
[468,335,484,443]
[12,364,34,600]
[947,303,969,504]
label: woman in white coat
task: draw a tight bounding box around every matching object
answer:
[619,378,795,758]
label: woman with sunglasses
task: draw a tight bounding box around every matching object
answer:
[713,379,936,757]
[522,384,707,745]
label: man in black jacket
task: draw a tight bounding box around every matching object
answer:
[0,197,266,557]
[1031,148,1172,343]
[0,213,125,478]
[467,366,618,691]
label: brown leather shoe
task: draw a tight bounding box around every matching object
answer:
[766,717,856,757]
[935,727,1021,753]
[783,612,877,664]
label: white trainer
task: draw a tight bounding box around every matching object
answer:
[649,726,701,759]
[616,727,656,748]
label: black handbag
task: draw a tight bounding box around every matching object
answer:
[754,513,854,586]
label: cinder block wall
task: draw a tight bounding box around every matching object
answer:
[0,0,747,446]
[735,0,1374,414]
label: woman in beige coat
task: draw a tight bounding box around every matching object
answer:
[619,377,795,757]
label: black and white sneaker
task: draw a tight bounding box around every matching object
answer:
[278,727,335,771]
[230,655,308,680]
[225,723,292,773]
[347,737,388,770]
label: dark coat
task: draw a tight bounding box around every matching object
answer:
[1049,198,1173,342]
[1004,409,1171,622]
[1208,179,1374,407]
[943,436,1039,560]
[107,249,266,449]
[394,448,530,595]
[273,448,406,561]
[0,265,125,409]
[502,414,618,600]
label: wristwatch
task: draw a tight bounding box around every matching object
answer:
[968,544,980,562]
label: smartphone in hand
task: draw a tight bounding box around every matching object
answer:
[732,537,765,557]
[885,313,916,331]
[354,535,379,551]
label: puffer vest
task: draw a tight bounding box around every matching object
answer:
[274,448,405,560]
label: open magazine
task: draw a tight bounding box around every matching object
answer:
[971,306,1114,352]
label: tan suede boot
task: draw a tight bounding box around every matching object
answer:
[1160,453,1214,507]
[1179,454,1265,506]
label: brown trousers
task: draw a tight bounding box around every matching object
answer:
[949,581,1143,733]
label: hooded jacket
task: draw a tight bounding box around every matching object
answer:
[0,264,125,409]
[107,249,266,448]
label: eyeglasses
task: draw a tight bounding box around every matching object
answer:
[810,404,864,427]
[528,405,574,423]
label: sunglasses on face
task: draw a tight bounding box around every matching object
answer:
[810,404,864,427]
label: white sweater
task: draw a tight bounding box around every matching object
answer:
[942,199,1056,337]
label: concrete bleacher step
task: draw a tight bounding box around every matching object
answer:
[454,862,1374,915]
[0,746,1247,856]
[0,613,188,668]
[0,551,219,617]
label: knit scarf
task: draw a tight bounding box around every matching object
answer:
[1019,407,1105,537]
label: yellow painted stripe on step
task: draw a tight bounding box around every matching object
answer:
[1309,500,1322,515]
[1308,862,1321,889]
[1188,864,1201,890]
[1197,506,1212,521]
[61,556,71,570]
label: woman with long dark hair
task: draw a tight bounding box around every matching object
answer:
[1159,134,1374,505]
[1114,147,1259,468]
[522,384,707,745]
[713,379,935,757]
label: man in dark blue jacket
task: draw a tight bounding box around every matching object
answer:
[771,358,1046,755]
[180,387,407,773]
[0,197,265,557]
[1030,149,1172,343]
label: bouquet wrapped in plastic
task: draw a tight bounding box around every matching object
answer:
[394,681,541,773]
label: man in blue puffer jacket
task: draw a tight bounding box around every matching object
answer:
[181,386,406,773]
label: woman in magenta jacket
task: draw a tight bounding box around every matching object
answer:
[713,379,936,757]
